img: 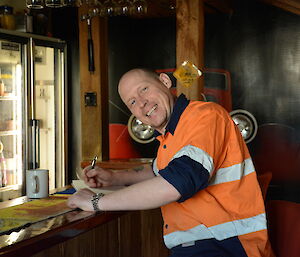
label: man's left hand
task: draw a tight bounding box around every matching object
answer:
[67,188,96,212]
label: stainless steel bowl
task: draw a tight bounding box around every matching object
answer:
[230,109,258,144]
[127,115,155,144]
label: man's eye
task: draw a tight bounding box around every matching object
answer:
[130,99,136,105]
[142,87,148,92]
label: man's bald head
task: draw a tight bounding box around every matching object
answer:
[118,68,159,97]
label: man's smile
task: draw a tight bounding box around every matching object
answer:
[146,104,158,117]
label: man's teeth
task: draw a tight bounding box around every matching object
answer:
[146,104,157,117]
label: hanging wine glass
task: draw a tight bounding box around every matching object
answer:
[137,0,147,14]
[88,7,100,18]
[26,0,44,9]
[130,0,147,15]
[93,1,106,17]
[102,0,117,16]
[114,0,130,16]
[45,0,65,8]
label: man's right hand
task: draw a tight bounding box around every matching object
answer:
[82,165,114,188]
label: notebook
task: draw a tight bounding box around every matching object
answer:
[72,180,125,194]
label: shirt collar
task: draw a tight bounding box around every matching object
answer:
[154,94,190,137]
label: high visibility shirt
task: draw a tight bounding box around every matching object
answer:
[153,94,273,257]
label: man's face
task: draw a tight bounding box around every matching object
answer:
[119,70,174,133]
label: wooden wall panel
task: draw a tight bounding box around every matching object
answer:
[176,0,205,100]
[32,218,120,257]
[119,211,142,257]
[79,5,109,162]
[31,211,168,257]
[140,209,170,257]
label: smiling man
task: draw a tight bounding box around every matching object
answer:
[67,68,274,257]
[118,69,175,134]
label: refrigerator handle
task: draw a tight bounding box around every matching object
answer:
[30,119,40,169]
[37,122,40,168]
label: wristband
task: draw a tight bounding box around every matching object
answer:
[91,192,105,212]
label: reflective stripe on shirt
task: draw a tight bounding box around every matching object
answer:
[152,144,213,177]
[172,145,214,175]
[154,147,255,187]
[164,213,267,249]
[209,158,255,186]
[153,158,159,176]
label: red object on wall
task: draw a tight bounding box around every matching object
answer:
[267,200,300,257]
[251,123,300,183]
[109,123,141,159]
[156,68,232,112]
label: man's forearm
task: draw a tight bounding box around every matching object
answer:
[99,176,181,211]
[112,164,155,186]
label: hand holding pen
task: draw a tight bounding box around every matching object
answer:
[84,155,114,188]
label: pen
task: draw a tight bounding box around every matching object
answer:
[91,155,98,169]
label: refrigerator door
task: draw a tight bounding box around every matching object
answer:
[0,40,23,196]
[0,30,67,200]
[30,42,66,190]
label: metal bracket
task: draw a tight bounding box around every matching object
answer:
[84,92,97,106]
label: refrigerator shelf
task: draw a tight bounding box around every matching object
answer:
[0,131,19,136]
[0,96,17,101]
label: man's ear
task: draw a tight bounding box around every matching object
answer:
[159,73,172,88]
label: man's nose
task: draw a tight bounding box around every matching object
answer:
[138,98,147,108]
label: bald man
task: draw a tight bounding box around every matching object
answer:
[68,69,273,257]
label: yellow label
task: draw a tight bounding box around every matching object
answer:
[173,61,202,87]
[0,74,12,79]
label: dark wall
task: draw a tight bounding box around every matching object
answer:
[51,7,81,180]
[108,16,176,157]
[205,1,300,131]
[205,0,300,201]
[108,16,176,124]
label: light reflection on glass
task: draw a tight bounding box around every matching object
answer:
[15,64,23,186]
[26,0,44,9]
[45,0,65,8]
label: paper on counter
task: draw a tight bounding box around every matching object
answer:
[72,180,125,195]
[0,198,73,236]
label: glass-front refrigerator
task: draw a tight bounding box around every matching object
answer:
[0,29,67,201]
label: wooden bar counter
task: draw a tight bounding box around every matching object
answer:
[0,159,169,257]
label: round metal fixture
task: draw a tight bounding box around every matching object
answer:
[230,109,258,144]
[127,115,155,144]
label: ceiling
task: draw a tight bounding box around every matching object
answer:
[137,0,233,17]
[138,0,300,18]
[9,0,299,17]
[261,0,300,15]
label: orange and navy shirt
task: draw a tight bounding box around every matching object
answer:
[152,94,274,257]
